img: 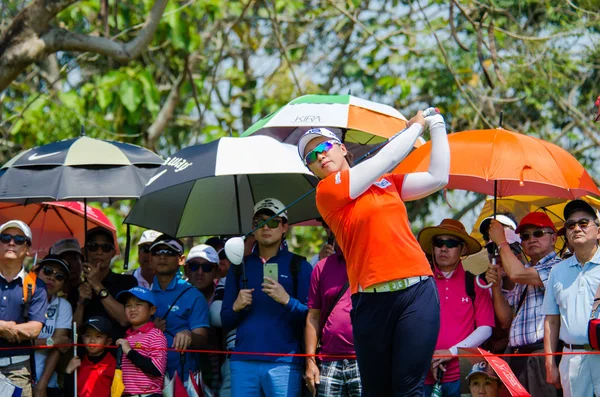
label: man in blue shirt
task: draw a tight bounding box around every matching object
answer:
[150,235,209,380]
[542,199,600,396]
[0,220,48,397]
[221,198,312,397]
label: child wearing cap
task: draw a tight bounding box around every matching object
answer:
[65,316,116,397]
[115,287,167,397]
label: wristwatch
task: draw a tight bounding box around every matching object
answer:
[46,337,54,347]
[98,289,110,300]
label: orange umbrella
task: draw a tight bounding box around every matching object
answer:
[395,128,600,199]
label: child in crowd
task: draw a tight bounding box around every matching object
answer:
[466,361,503,397]
[65,316,116,397]
[116,287,167,397]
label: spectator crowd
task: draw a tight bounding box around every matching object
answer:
[0,196,599,397]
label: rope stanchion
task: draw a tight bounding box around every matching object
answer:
[5,343,600,359]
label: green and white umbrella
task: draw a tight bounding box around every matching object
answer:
[242,94,420,153]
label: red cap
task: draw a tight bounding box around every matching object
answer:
[515,212,556,233]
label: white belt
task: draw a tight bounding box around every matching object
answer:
[358,276,428,293]
[0,355,29,367]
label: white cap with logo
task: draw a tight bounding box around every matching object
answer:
[187,244,219,264]
[137,230,162,246]
[0,220,32,241]
[253,198,288,220]
[297,128,342,159]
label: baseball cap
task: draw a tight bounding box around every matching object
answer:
[479,214,517,236]
[563,199,600,221]
[50,238,83,258]
[150,235,184,255]
[187,244,218,264]
[86,226,115,245]
[137,230,161,246]
[0,220,32,242]
[465,361,500,383]
[39,254,71,275]
[515,212,557,233]
[81,316,112,335]
[253,198,288,220]
[297,128,342,159]
[116,286,156,307]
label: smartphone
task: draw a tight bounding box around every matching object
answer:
[263,263,278,281]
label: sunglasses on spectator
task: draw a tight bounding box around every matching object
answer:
[187,262,216,273]
[433,239,463,249]
[139,245,152,253]
[520,230,554,241]
[150,249,179,257]
[42,266,67,282]
[565,218,596,230]
[304,140,339,166]
[0,233,29,246]
[253,218,283,229]
[86,242,114,253]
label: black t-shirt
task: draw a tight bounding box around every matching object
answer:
[71,271,137,340]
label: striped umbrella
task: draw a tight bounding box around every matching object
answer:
[241,94,423,156]
[125,136,319,237]
[0,135,163,204]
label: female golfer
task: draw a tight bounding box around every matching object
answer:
[298,109,450,396]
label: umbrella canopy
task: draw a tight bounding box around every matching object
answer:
[0,201,118,256]
[125,136,319,237]
[241,94,423,157]
[0,136,163,204]
[394,128,600,199]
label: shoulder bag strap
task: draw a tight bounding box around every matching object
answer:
[591,282,600,319]
[162,287,193,322]
[514,284,528,316]
[321,281,349,330]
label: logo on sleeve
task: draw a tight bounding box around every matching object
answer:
[374,178,391,189]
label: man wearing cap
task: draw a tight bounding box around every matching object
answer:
[542,199,600,396]
[149,235,210,380]
[417,219,493,397]
[185,244,220,302]
[73,227,137,341]
[221,198,312,397]
[126,230,161,289]
[205,237,231,279]
[50,238,84,298]
[0,220,48,396]
[484,212,561,397]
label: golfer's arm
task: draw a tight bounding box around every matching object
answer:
[544,315,560,368]
[401,116,449,201]
[100,296,129,327]
[499,245,543,287]
[348,123,423,199]
[305,309,320,365]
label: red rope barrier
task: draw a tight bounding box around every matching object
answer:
[4,343,600,359]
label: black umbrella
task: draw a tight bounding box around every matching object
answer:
[0,133,163,268]
[125,135,319,237]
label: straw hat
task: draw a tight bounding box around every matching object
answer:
[418,219,482,256]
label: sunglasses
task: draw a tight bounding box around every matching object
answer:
[86,242,114,253]
[139,245,152,253]
[42,266,67,282]
[253,218,283,229]
[304,140,338,166]
[0,233,29,246]
[565,218,596,230]
[520,230,554,241]
[187,262,216,273]
[433,239,463,249]
[150,249,179,257]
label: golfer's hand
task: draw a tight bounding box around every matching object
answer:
[233,289,254,312]
[488,220,508,246]
[172,330,192,350]
[546,363,562,389]
[305,358,320,396]
[262,277,290,305]
[407,111,426,129]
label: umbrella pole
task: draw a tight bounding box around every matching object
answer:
[83,199,88,261]
[233,175,248,289]
[124,224,130,270]
[73,321,78,397]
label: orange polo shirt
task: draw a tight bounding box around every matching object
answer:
[316,170,432,294]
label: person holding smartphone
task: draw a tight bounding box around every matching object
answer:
[221,198,313,397]
[298,109,450,396]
